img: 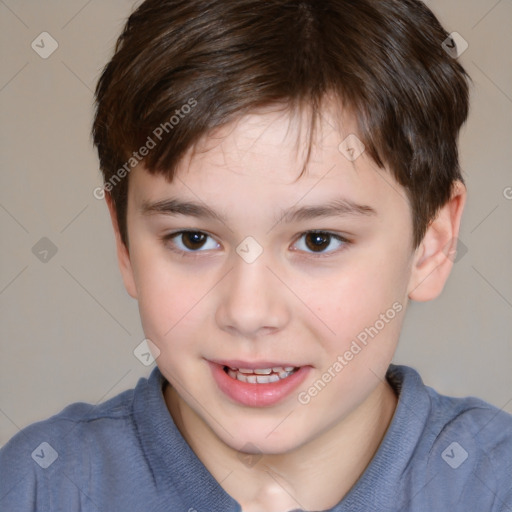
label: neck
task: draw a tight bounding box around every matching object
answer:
[165,378,397,512]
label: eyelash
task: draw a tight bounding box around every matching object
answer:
[161,230,352,258]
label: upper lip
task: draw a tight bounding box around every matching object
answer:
[209,359,305,369]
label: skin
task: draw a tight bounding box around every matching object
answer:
[107,103,466,511]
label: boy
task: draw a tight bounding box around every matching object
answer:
[1,0,511,510]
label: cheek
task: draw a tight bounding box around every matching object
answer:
[129,247,208,348]
[301,251,409,355]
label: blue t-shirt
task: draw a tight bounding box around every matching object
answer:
[1,364,511,511]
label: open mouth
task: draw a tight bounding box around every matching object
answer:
[209,361,311,406]
[223,365,300,384]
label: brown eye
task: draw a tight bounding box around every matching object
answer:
[305,232,331,252]
[181,231,207,250]
[165,231,219,253]
[293,231,348,255]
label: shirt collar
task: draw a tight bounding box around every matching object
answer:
[332,364,432,511]
[132,367,240,510]
[132,364,431,511]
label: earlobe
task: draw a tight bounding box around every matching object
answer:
[105,193,138,299]
[408,181,466,302]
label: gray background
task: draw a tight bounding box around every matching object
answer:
[0,0,511,446]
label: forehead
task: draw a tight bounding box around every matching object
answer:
[180,102,359,180]
[129,104,410,221]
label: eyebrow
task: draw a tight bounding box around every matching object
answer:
[140,197,377,224]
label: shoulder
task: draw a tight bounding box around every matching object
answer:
[424,383,512,457]
[2,384,137,453]
[428,391,512,511]
[389,364,512,449]
[0,382,140,510]
[392,365,512,511]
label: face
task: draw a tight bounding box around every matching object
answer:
[118,105,418,454]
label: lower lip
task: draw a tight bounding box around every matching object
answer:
[208,362,311,407]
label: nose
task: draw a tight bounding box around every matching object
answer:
[215,254,290,338]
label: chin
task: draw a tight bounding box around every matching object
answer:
[225,425,306,455]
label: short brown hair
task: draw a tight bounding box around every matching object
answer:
[92,0,470,248]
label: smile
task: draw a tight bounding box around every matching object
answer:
[224,366,299,384]
[209,361,311,407]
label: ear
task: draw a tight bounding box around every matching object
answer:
[408,181,466,301]
[105,193,138,299]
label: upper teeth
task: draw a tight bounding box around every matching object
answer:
[227,366,297,384]
[237,367,295,374]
